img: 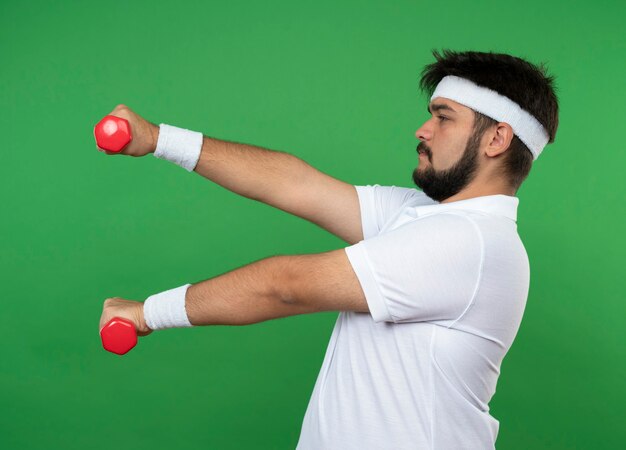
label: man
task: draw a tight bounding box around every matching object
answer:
[98,49,559,449]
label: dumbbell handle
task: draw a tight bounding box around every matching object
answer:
[94,115,132,153]
[100,317,138,355]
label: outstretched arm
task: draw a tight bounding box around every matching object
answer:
[99,249,368,334]
[101,104,364,244]
[185,249,368,326]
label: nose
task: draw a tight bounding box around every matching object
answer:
[415,120,432,142]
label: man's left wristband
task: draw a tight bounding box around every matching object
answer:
[143,283,194,330]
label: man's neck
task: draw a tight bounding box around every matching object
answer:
[440,178,516,204]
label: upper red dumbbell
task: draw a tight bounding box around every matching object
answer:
[100,317,138,355]
[94,115,132,153]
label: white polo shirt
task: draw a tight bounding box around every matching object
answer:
[296,184,530,450]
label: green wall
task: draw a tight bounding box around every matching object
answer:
[1,1,623,448]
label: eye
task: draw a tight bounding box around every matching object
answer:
[438,116,448,122]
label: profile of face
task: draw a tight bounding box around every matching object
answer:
[412,98,483,202]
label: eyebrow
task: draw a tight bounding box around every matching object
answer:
[427,103,458,114]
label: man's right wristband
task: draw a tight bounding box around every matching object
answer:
[153,123,203,172]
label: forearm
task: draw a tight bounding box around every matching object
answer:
[184,255,307,326]
[192,135,312,203]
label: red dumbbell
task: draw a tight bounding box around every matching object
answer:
[94,115,132,153]
[100,317,138,355]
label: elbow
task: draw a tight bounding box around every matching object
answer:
[270,255,297,305]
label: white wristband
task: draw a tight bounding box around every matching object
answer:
[143,283,194,330]
[153,124,203,172]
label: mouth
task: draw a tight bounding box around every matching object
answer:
[417,145,430,159]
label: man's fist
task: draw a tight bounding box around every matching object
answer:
[99,297,153,337]
[96,104,159,157]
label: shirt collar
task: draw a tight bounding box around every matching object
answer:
[413,194,519,222]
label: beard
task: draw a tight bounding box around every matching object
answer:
[411,131,482,202]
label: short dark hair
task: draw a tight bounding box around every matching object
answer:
[418,49,559,192]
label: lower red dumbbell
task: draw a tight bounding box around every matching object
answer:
[94,115,132,153]
[100,317,138,355]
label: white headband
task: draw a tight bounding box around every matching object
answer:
[430,75,549,160]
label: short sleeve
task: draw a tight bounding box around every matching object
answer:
[344,213,483,324]
[355,184,433,240]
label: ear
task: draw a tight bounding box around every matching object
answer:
[485,122,514,157]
